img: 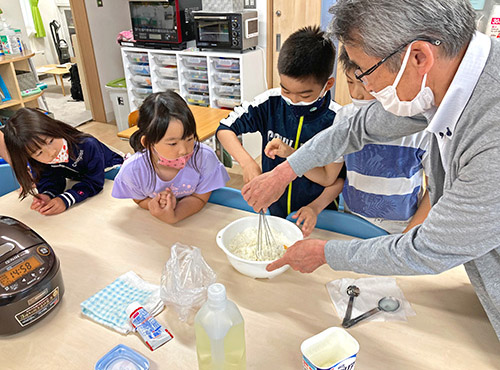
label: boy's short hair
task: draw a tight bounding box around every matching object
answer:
[278,26,336,85]
[338,45,358,74]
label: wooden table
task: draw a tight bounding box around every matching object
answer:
[0,184,499,369]
[117,104,231,141]
[37,64,71,96]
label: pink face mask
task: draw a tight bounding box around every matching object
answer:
[48,139,69,164]
[156,151,193,170]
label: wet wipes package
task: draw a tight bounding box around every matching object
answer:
[95,344,149,370]
[301,327,359,370]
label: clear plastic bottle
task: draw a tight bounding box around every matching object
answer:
[195,283,246,370]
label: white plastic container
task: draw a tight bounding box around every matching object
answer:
[185,81,209,94]
[158,79,179,91]
[214,84,241,97]
[182,56,207,69]
[154,54,177,66]
[301,327,359,370]
[183,70,209,81]
[195,283,246,370]
[213,72,240,84]
[132,87,152,98]
[127,52,148,63]
[129,64,150,75]
[186,93,210,106]
[213,58,240,71]
[132,75,152,87]
[105,79,130,132]
[156,66,178,79]
[485,5,500,39]
[216,97,241,109]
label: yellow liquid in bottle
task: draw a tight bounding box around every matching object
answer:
[195,322,246,370]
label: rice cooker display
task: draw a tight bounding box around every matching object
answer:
[0,216,64,335]
[0,255,43,287]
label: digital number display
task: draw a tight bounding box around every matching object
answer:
[0,256,42,288]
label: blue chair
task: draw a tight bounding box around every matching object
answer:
[0,163,20,196]
[208,187,269,214]
[286,209,388,239]
[104,166,121,180]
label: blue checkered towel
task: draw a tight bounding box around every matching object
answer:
[81,271,164,334]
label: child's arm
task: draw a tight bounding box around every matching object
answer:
[0,129,11,164]
[403,179,431,233]
[148,189,211,224]
[217,129,261,183]
[291,177,344,237]
[265,138,344,186]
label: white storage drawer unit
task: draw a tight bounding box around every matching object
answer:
[121,47,266,112]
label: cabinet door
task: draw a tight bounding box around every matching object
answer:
[270,0,322,88]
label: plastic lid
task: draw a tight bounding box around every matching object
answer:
[95,344,149,370]
[126,301,142,318]
[106,77,127,88]
[207,283,226,308]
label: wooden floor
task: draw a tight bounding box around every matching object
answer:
[78,121,245,190]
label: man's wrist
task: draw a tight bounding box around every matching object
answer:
[276,161,298,183]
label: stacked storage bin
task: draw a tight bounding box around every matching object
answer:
[212,57,241,109]
[126,51,152,109]
[152,53,180,93]
[180,56,210,107]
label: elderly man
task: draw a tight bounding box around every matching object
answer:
[243,0,500,339]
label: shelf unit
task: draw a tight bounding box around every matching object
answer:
[121,47,266,112]
[0,52,42,111]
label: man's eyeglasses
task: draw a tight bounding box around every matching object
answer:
[354,37,442,84]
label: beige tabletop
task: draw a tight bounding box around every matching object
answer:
[0,183,498,369]
[37,64,71,96]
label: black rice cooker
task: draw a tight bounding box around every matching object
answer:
[0,216,64,335]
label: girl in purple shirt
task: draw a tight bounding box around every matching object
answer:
[112,91,229,224]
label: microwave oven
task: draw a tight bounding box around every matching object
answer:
[129,0,202,49]
[193,10,259,51]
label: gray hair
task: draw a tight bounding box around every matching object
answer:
[328,0,476,72]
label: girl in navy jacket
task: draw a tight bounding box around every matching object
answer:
[4,108,123,215]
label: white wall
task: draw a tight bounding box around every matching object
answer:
[84,0,131,122]
[0,1,28,42]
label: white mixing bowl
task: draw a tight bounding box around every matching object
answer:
[216,215,303,279]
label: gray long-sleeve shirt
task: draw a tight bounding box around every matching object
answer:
[288,39,500,339]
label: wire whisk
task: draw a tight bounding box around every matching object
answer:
[257,210,277,260]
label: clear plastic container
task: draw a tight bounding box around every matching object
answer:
[213,72,240,84]
[154,54,177,66]
[132,87,152,98]
[181,56,207,69]
[133,97,145,107]
[214,84,241,97]
[186,93,210,106]
[127,52,148,63]
[195,283,246,370]
[158,79,179,90]
[155,66,178,79]
[185,81,209,94]
[131,75,152,87]
[216,97,241,109]
[129,64,150,75]
[182,70,208,81]
[213,58,240,71]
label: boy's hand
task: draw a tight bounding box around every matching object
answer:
[292,206,318,238]
[31,194,51,212]
[242,161,262,184]
[39,197,67,216]
[265,138,295,159]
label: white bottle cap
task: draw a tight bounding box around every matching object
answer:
[126,301,142,318]
[207,283,226,309]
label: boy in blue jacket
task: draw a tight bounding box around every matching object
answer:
[217,26,344,236]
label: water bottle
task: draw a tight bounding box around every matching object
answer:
[195,283,246,370]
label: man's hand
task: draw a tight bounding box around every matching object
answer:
[242,161,297,212]
[242,161,262,184]
[292,206,317,238]
[39,197,67,216]
[264,138,295,159]
[266,239,327,273]
[31,194,51,212]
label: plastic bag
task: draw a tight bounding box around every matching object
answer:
[160,243,217,322]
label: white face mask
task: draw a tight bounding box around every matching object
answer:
[281,82,328,116]
[351,98,374,108]
[369,42,434,116]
